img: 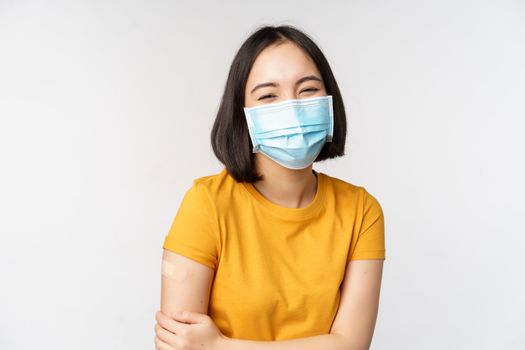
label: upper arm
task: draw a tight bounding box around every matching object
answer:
[160,181,221,316]
[160,248,215,316]
[330,188,386,349]
[330,259,384,350]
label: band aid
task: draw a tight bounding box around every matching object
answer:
[162,259,188,282]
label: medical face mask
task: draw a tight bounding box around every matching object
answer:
[243,95,334,169]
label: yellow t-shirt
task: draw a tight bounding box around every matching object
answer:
[162,167,386,341]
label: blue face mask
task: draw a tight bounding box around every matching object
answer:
[243,95,334,169]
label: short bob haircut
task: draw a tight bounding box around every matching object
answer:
[211,24,347,183]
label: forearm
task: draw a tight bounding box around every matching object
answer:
[218,333,350,350]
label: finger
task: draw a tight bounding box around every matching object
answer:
[154,335,163,350]
[155,322,178,345]
[154,335,172,350]
[155,323,170,338]
[172,311,209,324]
[156,311,187,335]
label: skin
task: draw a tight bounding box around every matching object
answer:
[154,39,384,350]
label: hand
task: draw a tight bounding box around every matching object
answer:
[154,310,228,350]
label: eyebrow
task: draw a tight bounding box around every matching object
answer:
[250,75,322,95]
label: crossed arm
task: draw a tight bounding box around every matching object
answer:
[158,249,384,350]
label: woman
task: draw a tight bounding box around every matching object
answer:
[154,24,386,350]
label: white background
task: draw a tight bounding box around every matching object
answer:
[1,0,524,349]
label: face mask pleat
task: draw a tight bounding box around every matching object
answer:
[254,123,330,139]
[258,130,328,149]
[247,101,330,134]
[258,137,326,167]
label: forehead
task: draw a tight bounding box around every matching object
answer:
[246,41,321,87]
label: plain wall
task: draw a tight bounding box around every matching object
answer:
[0,0,524,349]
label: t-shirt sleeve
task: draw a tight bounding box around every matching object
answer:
[349,188,386,261]
[162,181,221,270]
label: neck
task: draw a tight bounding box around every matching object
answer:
[251,154,318,209]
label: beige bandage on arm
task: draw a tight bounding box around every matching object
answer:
[162,258,189,282]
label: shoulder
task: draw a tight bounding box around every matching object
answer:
[321,172,383,212]
[188,168,238,204]
[322,172,361,192]
[321,172,366,199]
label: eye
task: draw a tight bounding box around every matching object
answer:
[258,94,276,101]
[301,87,319,93]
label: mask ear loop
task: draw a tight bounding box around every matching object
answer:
[243,108,260,154]
[326,96,334,142]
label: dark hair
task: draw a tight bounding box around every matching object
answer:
[211,24,347,183]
